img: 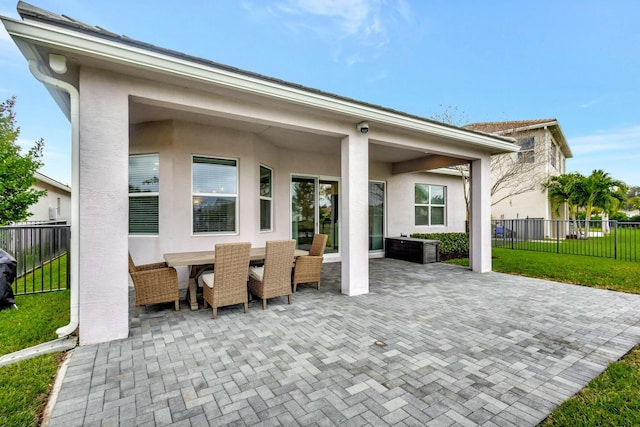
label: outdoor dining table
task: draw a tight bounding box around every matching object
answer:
[163,247,309,310]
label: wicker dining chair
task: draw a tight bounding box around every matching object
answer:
[128,253,180,317]
[201,242,252,319]
[292,233,328,292]
[248,239,296,309]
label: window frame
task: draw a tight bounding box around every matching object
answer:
[191,155,239,235]
[517,136,535,164]
[414,183,447,227]
[259,164,273,232]
[128,153,160,236]
[369,180,386,251]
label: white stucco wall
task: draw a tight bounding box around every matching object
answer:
[385,171,467,237]
[28,180,71,223]
[491,128,566,221]
[78,68,130,345]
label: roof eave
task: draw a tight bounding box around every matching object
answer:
[2,15,518,154]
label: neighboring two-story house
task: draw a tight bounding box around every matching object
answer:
[465,119,573,223]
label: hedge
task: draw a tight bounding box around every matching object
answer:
[410,232,469,261]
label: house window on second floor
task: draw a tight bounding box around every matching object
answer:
[517,137,535,163]
[260,164,273,232]
[415,184,446,226]
[129,154,159,235]
[550,145,557,168]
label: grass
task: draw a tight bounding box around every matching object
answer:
[493,227,640,262]
[491,248,640,294]
[12,253,69,295]
[446,249,640,425]
[539,346,640,427]
[0,290,71,355]
[0,290,70,426]
[0,353,62,427]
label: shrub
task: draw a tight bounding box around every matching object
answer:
[410,232,469,261]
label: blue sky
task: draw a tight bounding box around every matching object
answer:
[1,0,639,187]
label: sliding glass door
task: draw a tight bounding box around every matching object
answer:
[291,177,385,254]
[291,176,339,254]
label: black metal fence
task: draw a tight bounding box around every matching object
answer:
[492,219,640,262]
[0,224,71,295]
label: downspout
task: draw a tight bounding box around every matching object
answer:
[28,57,80,338]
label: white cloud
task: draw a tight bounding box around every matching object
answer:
[569,125,640,155]
[567,125,640,185]
[244,0,410,66]
[579,99,600,109]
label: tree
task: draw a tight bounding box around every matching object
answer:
[624,186,640,210]
[429,106,471,220]
[542,170,627,239]
[430,106,554,217]
[489,130,553,206]
[576,169,627,236]
[0,97,46,225]
[541,172,583,233]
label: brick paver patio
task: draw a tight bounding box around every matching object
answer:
[45,259,640,426]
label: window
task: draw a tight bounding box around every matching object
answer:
[415,184,446,226]
[517,137,535,163]
[260,165,272,231]
[550,144,557,168]
[129,154,159,234]
[192,156,238,234]
[369,181,385,250]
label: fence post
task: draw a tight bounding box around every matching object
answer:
[613,220,618,260]
[556,220,560,253]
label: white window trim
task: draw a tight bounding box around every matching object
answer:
[369,180,386,252]
[129,153,159,236]
[414,183,447,227]
[260,164,274,232]
[191,154,239,236]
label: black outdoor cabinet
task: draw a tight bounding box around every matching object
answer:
[384,237,440,264]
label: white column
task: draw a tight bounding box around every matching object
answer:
[340,133,369,295]
[78,70,130,344]
[469,157,492,272]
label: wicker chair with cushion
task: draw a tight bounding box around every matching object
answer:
[292,233,328,292]
[128,253,180,317]
[248,239,296,309]
[200,242,251,319]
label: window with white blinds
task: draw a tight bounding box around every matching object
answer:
[129,154,159,234]
[260,165,273,231]
[192,156,238,234]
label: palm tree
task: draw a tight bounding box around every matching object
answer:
[574,170,627,238]
[541,172,583,236]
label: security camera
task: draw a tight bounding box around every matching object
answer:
[357,122,369,134]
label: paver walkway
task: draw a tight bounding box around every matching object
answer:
[46,259,640,426]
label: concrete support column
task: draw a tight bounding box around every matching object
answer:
[78,69,130,344]
[340,133,369,295]
[469,156,492,273]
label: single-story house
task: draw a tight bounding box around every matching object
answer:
[27,171,71,223]
[1,2,518,345]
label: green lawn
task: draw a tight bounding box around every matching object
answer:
[0,353,61,427]
[447,249,640,425]
[0,290,70,426]
[493,227,640,262]
[12,253,69,295]
[0,290,71,355]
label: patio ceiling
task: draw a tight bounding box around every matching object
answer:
[129,101,456,164]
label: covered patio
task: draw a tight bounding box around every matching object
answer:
[45,260,640,426]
